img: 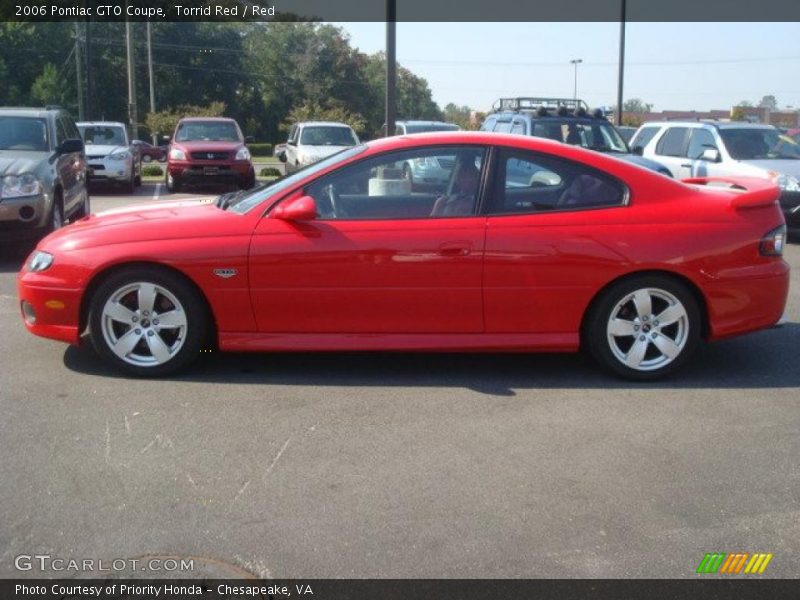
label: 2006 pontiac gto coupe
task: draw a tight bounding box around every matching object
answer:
[17,132,789,380]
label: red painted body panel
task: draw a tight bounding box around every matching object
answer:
[16,131,790,360]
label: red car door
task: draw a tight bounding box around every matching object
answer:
[248,146,488,334]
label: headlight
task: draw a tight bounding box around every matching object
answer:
[169,148,186,160]
[27,251,53,272]
[1,173,43,198]
[774,173,800,192]
[108,150,131,161]
[235,147,251,161]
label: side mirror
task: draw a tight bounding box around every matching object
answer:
[272,195,317,222]
[287,139,297,146]
[59,138,84,154]
[245,135,255,143]
[631,145,644,156]
[701,148,720,162]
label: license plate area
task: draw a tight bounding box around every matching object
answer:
[203,167,219,176]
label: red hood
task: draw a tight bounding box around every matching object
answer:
[39,199,251,252]
[172,140,244,152]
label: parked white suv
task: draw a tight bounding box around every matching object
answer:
[630,121,800,231]
[278,121,359,172]
[77,121,141,192]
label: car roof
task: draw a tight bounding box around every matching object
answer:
[76,121,126,127]
[298,121,354,128]
[489,111,607,124]
[641,121,777,131]
[397,120,457,126]
[178,117,237,123]
[0,107,58,118]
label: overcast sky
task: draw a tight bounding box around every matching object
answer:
[334,22,800,113]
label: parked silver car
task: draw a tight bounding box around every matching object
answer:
[279,121,359,172]
[631,121,800,232]
[0,106,89,242]
[77,121,141,192]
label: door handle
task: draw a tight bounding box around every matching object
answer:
[681,163,692,168]
[438,242,471,257]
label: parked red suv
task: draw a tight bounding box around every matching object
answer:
[165,117,255,192]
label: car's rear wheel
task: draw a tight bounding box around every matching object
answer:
[142,154,152,163]
[585,275,700,380]
[88,268,207,376]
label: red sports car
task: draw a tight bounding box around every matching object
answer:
[17,132,789,379]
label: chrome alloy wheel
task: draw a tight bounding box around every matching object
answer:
[606,287,689,372]
[100,281,188,367]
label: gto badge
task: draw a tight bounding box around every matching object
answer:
[213,268,238,279]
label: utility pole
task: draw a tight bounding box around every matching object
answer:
[85,19,93,119]
[616,0,627,126]
[125,19,138,139]
[74,22,85,120]
[570,58,583,100]
[385,0,396,137]
[146,21,156,144]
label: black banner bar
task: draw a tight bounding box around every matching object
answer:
[2,0,800,22]
[3,579,800,600]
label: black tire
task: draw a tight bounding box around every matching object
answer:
[239,172,256,190]
[88,267,208,376]
[71,190,91,221]
[142,155,152,163]
[135,172,142,187]
[46,194,64,235]
[166,171,181,193]
[584,274,701,381]
[125,175,135,194]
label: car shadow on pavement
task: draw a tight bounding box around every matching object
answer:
[0,245,33,274]
[63,323,800,394]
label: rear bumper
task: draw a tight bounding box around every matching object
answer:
[706,260,790,341]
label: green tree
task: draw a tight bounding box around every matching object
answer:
[285,100,367,135]
[622,98,653,114]
[30,63,62,105]
[759,95,778,109]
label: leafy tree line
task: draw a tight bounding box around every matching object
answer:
[0,22,444,142]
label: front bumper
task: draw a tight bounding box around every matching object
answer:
[169,160,253,184]
[0,192,49,238]
[17,273,83,345]
[87,157,133,183]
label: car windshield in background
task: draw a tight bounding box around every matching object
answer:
[720,128,800,160]
[0,117,48,151]
[532,120,628,153]
[300,126,357,146]
[175,121,240,142]
[79,125,127,146]
[404,124,460,133]
[227,145,367,214]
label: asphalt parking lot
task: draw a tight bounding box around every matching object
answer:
[1,183,798,579]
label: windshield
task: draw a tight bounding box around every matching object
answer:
[720,128,800,159]
[78,125,127,146]
[0,117,49,151]
[299,126,357,146]
[403,123,460,134]
[175,121,240,142]
[228,145,367,214]
[532,120,628,153]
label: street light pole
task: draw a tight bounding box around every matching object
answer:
[570,58,583,100]
[385,0,397,137]
[616,0,627,126]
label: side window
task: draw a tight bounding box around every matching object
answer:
[306,146,486,220]
[493,120,512,133]
[629,126,660,152]
[510,120,526,135]
[480,117,496,132]
[686,129,718,159]
[394,125,403,135]
[489,149,627,215]
[655,127,689,157]
[288,125,297,143]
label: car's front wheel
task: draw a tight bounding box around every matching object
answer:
[88,268,207,376]
[166,171,181,193]
[584,275,701,380]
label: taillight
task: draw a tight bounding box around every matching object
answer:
[759,225,786,256]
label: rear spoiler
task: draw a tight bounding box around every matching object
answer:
[682,176,780,209]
